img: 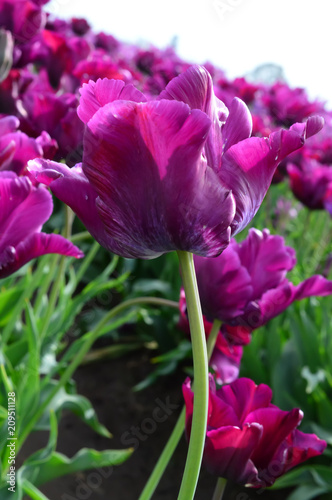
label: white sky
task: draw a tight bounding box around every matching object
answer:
[47,0,332,108]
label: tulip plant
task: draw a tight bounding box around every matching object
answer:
[0,1,332,500]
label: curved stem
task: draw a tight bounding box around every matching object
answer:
[138,318,222,500]
[70,230,92,243]
[207,319,222,359]
[15,296,179,455]
[212,477,227,500]
[176,251,209,500]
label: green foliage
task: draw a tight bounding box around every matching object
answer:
[0,239,135,498]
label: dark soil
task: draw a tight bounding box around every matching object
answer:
[21,349,291,500]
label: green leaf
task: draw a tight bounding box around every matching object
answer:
[3,339,28,369]
[37,383,111,438]
[21,447,133,486]
[310,423,332,445]
[0,405,8,420]
[286,484,330,500]
[22,480,50,500]
[131,279,172,296]
[133,361,178,392]
[0,287,24,328]
[151,340,192,364]
[271,465,332,490]
[17,302,40,428]
[0,482,23,500]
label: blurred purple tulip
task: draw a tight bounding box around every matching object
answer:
[0,0,48,42]
[0,171,83,279]
[287,158,332,216]
[0,115,57,175]
[261,81,325,127]
[29,65,324,259]
[190,228,332,344]
[183,376,326,487]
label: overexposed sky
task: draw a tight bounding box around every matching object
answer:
[48,0,332,107]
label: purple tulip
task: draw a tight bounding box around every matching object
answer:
[183,376,326,487]
[287,158,332,216]
[20,88,83,164]
[29,66,324,259]
[0,115,57,175]
[190,228,332,344]
[261,81,325,127]
[0,0,47,42]
[0,171,83,279]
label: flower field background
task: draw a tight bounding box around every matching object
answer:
[0,1,332,499]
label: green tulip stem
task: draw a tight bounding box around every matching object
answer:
[176,251,209,500]
[207,319,222,359]
[212,477,227,500]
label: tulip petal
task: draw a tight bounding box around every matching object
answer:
[235,228,296,300]
[0,115,19,135]
[0,232,83,279]
[283,429,327,472]
[245,407,303,470]
[218,378,273,425]
[210,347,243,385]
[222,97,252,153]
[0,174,52,252]
[194,246,253,321]
[159,64,229,171]
[258,275,332,326]
[27,159,120,253]
[78,78,147,124]
[83,98,235,258]
[205,423,262,484]
[221,118,324,236]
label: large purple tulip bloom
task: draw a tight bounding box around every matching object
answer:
[190,228,332,344]
[29,66,323,259]
[183,376,326,487]
[0,171,83,279]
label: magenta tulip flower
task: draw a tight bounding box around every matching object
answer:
[184,228,332,344]
[29,66,324,259]
[183,376,326,487]
[0,171,83,279]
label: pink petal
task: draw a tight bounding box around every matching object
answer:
[78,78,147,124]
[0,233,83,279]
